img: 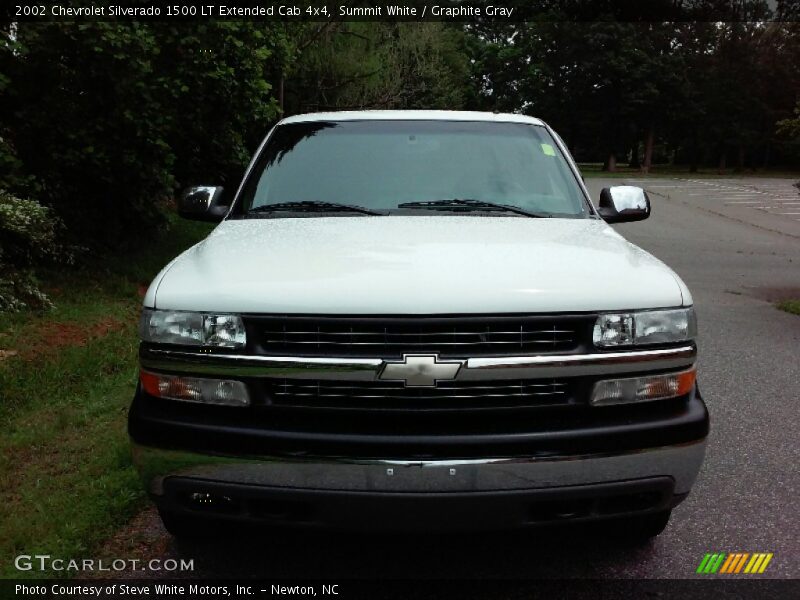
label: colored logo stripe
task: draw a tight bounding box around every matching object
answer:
[719,554,737,573]
[719,553,748,573]
[699,552,773,574]
[696,554,712,573]
[745,553,774,574]
[697,553,726,573]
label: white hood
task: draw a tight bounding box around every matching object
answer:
[146,216,689,314]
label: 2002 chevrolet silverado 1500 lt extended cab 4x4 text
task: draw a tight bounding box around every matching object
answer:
[129,111,708,538]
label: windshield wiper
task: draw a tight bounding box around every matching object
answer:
[249,201,382,216]
[398,199,547,218]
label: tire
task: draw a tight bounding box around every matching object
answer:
[623,509,672,540]
[157,509,222,539]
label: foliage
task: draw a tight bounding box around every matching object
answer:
[0,27,35,194]
[776,299,800,316]
[147,22,292,195]
[778,102,800,143]
[2,21,291,242]
[0,190,71,312]
[284,23,470,113]
[468,12,800,171]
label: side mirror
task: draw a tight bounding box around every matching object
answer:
[177,186,228,222]
[597,186,651,223]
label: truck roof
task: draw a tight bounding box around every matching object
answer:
[279,110,545,126]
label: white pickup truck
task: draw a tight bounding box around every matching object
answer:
[130,111,707,538]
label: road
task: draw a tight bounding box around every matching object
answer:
[107,177,800,582]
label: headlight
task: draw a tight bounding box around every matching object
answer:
[139,309,246,348]
[593,308,696,348]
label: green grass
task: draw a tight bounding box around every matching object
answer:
[578,163,800,179]
[0,218,213,579]
[776,299,800,316]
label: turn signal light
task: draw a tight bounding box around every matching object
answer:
[140,370,250,406]
[591,368,696,406]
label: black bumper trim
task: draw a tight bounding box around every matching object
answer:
[128,385,708,459]
[154,476,683,532]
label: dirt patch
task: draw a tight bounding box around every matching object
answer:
[83,506,172,580]
[0,349,19,362]
[19,317,127,361]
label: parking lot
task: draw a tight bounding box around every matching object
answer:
[106,177,800,582]
[624,177,800,237]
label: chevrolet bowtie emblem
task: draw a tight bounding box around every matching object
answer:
[378,354,464,387]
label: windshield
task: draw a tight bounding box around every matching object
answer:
[237,120,589,218]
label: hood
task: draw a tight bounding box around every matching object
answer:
[146,216,688,314]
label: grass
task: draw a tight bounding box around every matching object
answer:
[776,299,800,316]
[578,163,800,179]
[0,217,213,579]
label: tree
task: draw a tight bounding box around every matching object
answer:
[464,9,799,171]
[284,23,470,114]
[2,22,292,243]
[468,20,671,171]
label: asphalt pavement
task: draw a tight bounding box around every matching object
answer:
[108,177,800,582]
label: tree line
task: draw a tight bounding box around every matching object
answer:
[471,19,800,173]
[0,17,798,309]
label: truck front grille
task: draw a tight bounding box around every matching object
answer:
[264,378,575,411]
[245,314,593,358]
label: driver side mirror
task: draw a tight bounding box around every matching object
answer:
[597,186,651,223]
[177,186,228,222]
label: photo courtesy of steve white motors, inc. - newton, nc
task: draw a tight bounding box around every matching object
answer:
[14,583,287,597]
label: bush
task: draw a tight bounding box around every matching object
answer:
[0,190,70,312]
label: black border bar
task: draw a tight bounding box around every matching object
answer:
[5,1,799,23]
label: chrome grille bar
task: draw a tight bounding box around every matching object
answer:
[261,330,576,336]
[139,345,697,381]
[269,340,575,345]
[245,316,589,358]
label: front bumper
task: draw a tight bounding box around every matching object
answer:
[131,435,706,531]
[134,439,707,496]
[130,343,708,530]
[132,442,705,531]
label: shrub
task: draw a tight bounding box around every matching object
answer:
[0,190,70,312]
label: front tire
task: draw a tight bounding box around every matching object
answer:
[622,509,672,540]
[157,509,220,538]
